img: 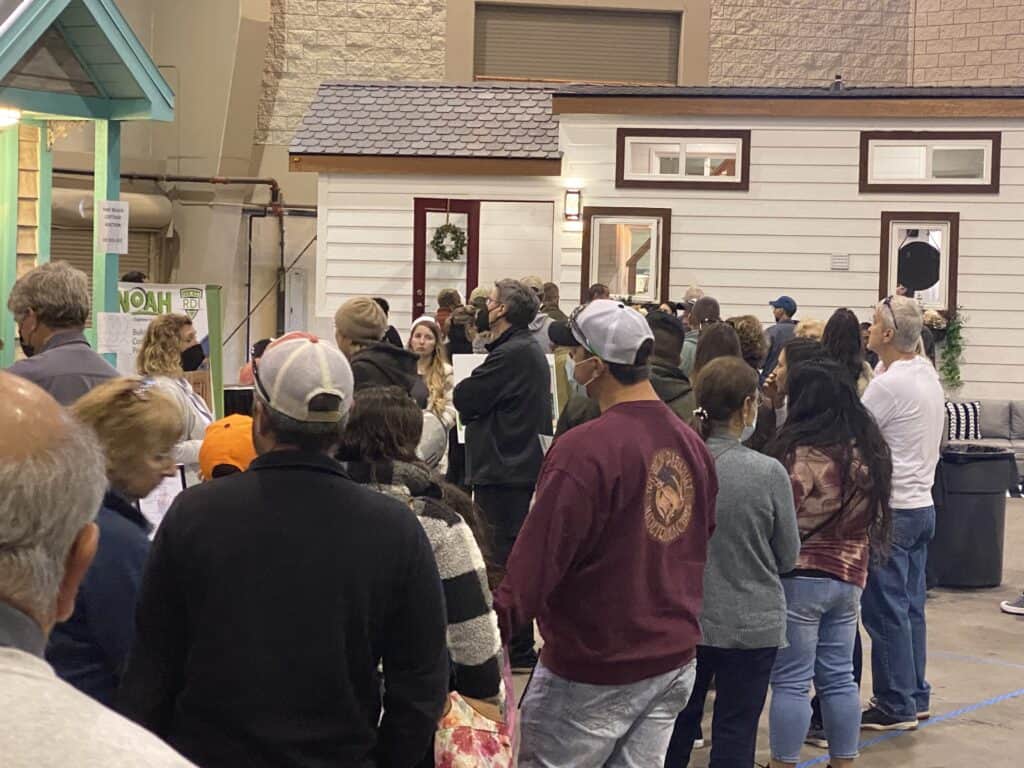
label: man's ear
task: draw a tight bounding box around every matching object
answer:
[55,523,99,625]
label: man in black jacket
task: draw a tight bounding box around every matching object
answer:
[335,296,428,408]
[119,334,449,768]
[454,279,552,670]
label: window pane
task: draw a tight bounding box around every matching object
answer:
[932,147,986,179]
[658,155,680,175]
[873,145,927,180]
[684,142,738,178]
[893,225,945,307]
[628,141,679,176]
[593,219,657,299]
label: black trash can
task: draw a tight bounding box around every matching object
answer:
[929,446,1018,588]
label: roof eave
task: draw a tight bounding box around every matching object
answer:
[552,94,1024,119]
[289,153,563,177]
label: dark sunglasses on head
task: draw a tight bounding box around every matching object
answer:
[882,295,899,330]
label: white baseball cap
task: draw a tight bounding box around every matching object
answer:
[548,299,654,365]
[253,333,354,423]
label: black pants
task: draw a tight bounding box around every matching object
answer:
[473,484,536,662]
[664,645,778,768]
[810,625,863,727]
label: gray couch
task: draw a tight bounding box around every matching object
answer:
[945,399,1024,478]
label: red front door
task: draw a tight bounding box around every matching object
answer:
[412,198,480,319]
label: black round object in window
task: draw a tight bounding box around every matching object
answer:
[897,240,941,294]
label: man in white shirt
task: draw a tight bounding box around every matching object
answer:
[859,296,945,732]
[0,372,194,768]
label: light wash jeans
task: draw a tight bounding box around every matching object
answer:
[770,577,862,764]
[519,660,696,768]
[862,505,935,720]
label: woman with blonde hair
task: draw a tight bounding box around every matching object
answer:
[47,378,182,705]
[408,316,457,431]
[137,313,213,481]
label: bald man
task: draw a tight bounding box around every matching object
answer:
[0,372,194,767]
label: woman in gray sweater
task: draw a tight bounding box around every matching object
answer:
[665,356,801,768]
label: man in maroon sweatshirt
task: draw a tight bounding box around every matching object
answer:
[495,300,718,767]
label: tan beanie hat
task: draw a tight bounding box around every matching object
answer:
[334,297,387,343]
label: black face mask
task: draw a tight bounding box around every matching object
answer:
[181,343,205,372]
[17,337,34,358]
[475,306,491,333]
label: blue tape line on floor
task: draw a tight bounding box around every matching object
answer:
[795,687,1024,768]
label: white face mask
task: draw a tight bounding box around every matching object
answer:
[566,355,599,399]
[740,398,758,443]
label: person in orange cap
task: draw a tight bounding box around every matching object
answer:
[199,414,257,480]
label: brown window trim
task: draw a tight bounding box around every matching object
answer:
[860,131,1001,194]
[879,211,959,312]
[616,128,751,190]
[580,206,672,305]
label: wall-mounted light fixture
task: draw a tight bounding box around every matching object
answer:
[564,189,582,221]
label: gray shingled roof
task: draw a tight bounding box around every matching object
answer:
[291,82,561,159]
[555,84,1024,99]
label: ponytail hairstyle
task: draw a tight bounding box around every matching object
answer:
[692,356,759,442]
[767,358,893,557]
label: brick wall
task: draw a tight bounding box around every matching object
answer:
[256,0,446,145]
[912,0,1024,85]
[708,0,912,86]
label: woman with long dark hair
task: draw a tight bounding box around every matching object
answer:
[823,309,873,395]
[337,387,505,721]
[665,357,799,768]
[766,359,893,768]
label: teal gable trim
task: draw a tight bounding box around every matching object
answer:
[0,0,173,122]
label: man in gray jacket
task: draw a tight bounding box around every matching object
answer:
[6,263,117,405]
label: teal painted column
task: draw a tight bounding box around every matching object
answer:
[0,126,19,368]
[91,119,120,355]
[35,121,51,263]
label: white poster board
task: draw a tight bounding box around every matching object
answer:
[452,353,559,443]
[99,283,210,374]
[138,465,187,538]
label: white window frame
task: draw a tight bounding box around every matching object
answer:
[623,136,744,183]
[589,215,662,303]
[868,140,992,186]
[887,219,951,311]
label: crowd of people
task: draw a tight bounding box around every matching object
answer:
[0,259,952,768]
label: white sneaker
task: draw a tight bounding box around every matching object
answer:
[1000,593,1024,615]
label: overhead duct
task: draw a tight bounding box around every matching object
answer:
[52,188,174,230]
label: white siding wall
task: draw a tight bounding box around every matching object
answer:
[560,115,1024,400]
[317,174,561,341]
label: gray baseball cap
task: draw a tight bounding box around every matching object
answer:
[253,333,354,423]
[548,300,654,365]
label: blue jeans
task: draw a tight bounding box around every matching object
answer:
[770,577,862,763]
[519,660,696,767]
[862,505,935,719]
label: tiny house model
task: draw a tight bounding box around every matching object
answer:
[291,82,1024,399]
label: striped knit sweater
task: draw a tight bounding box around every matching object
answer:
[345,460,503,704]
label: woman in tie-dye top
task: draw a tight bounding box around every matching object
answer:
[766,358,893,768]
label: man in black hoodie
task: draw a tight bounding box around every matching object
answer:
[454,279,552,670]
[334,296,428,408]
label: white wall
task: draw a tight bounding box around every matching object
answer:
[318,175,562,339]
[559,115,1024,400]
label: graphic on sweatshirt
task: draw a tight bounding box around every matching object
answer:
[644,448,695,544]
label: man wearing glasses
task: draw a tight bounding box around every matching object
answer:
[860,295,945,732]
[453,279,553,671]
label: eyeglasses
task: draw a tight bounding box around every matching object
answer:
[882,295,899,330]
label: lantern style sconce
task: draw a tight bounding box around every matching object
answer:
[564,189,582,221]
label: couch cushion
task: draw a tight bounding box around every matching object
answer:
[1012,402,1024,441]
[946,401,982,441]
[975,400,1010,439]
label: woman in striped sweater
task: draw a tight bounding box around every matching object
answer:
[337,387,504,719]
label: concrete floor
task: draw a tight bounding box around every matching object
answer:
[515,499,1024,767]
